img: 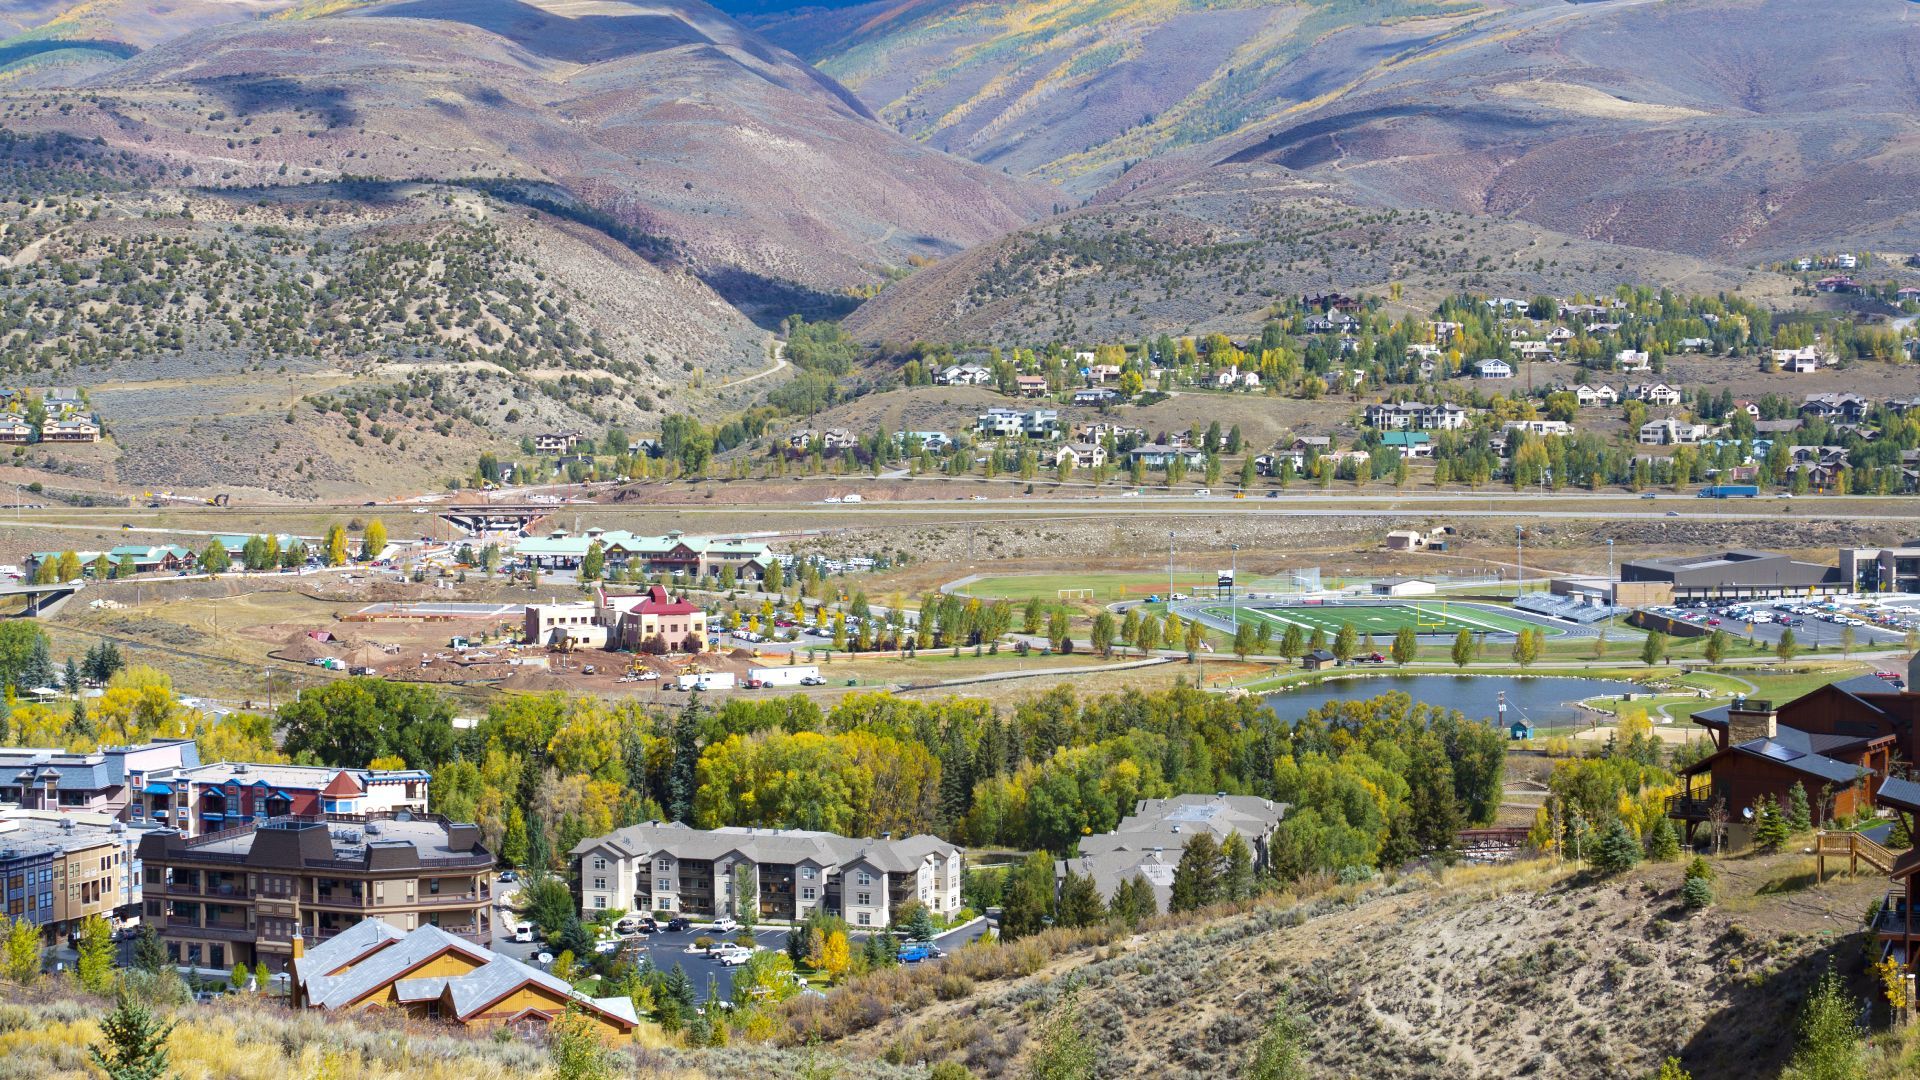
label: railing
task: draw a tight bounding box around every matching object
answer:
[1876,893,1919,937]
[1815,829,1897,879]
[165,916,199,928]
[413,892,485,907]
[1665,794,1716,820]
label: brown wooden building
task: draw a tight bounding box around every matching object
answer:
[138,811,495,975]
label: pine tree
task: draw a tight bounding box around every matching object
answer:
[1001,851,1056,940]
[1168,833,1222,912]
[1786,782,1812,833]
[1647,816,1680,861]
[502,805,529,868]
[1055,869,1106,928]
[1776,628,1799,660]
[1891,812,1913,849]
[1590,819,1642,874]
[1753,795,1790,851]
[1110,874,1157,927]
[87,995,177,1080]
[132,925,167,975]
[1220,832,1255,901]
[1681,874,1713,910]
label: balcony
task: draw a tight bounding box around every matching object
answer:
[1665,793,1717,821]
[1876,893,1920,938]
[413,891,487,907]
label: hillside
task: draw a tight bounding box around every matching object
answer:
[802,855,1891,1079]
[844,163,1793,346]
[770,0,1920,260]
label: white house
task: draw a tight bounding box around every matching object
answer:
[1574,384,1619,408]
[1615,349,1652,372]
[1639,417,1712,445]
[936,364,992,386]
[1630,383,1682,407]
[1475,359,1513,379]
[1503,419,1573,437]
[1773,346,1822,372]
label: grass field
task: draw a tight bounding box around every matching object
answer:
[963,572,1224,601]
[1205,602,1553,639]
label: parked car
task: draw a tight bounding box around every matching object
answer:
[716,946,752,967]
[711,916,739,934]
[666,917,691,932]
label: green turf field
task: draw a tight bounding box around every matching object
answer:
[963,572,1222,601]
[1201,602,1555,638]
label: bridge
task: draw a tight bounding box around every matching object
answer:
[438,503,557,535]
[0,580,85,617]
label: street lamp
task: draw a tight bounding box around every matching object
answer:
[1230,543,1240,627]
[1168,530,1175,604]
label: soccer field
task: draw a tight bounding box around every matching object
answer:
[1202,602,1553,639]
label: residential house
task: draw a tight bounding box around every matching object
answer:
[785,428,856,454]
[41,418,100,443]
[1055,443,1106,470]
[1546,326,1574,345]
[1630,383,1683,407]
[1615,349,1652,372]
[1731,399,1763,420]
[1128,445,1208,469]
[1014,375,1049,397]
[1085,363,1123,384]
[1378,431,1433,457]
[1773,346,1822,372]
[571,821,963,928]
[1503,419,1573,438]
[1574,384,1619,408]
[895,431,953,452]
[1058,794,1286,911]
[1639,417,1711,445]
[0,414,30,443]
[1801,393,1870,423]
[977,408,1058,439]
[935,364,991,386]
[1515,341,1554,360]
[1072,387,1122,406]
[139,810,496,974]
[1474,359,1513,379]
[291,921,637,1039]
[532,432,582,454]
[1262,437,1331,474]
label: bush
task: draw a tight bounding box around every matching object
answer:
[1589,820,1642,875]
[1681,875,1713,910]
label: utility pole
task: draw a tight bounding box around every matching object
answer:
[1167,530,1175,604]
[1230,543,1240,628]
[1515,525,1524,596]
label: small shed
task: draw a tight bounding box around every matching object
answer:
[1508,718,1533,741]
[1302,649,1338,671]
[1373,577,1437,597]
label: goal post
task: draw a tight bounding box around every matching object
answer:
[1057,588,1094,600]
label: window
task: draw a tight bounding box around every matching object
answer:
[593,896,606,910]
[802,887,816,900]
[801,867,815,880]
[593,878,607,891]
[855,871,871,886]
[593,858,607,871]
[656,858,671,872]
[856,892,870,906]
[857,912,871,926]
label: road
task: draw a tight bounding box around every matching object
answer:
[709,342,789,391]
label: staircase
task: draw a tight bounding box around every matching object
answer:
[1815,829,1896,879]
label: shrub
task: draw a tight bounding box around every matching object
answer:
[1589,820,1642,875]
[1681,875,1713,910]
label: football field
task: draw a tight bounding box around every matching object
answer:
[1201,602,1553,639]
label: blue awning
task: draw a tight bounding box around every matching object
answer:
[142,783,173,794]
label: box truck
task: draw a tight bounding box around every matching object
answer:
[746,665,821,688]
[676,672,736,691]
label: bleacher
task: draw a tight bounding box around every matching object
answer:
[1514,593,1622,625]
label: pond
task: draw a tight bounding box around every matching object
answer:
[1262,674,1645,728]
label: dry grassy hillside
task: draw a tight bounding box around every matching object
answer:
[809,855,1896,1080]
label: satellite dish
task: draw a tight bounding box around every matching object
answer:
[1741,806,1754,821]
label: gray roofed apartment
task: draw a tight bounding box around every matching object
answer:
[571,822,962,930]
[1059,794,1288,913]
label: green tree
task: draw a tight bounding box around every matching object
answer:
[1785,783,1812,834]
[1246,1000,1308,1080]
[1391,626,1417,667]
[199,541,230,574]
[1220,831,1255,901]
[76,914,116,993]
[276,678,455,768]
[733,863,759,928]
[1786,964,1863,1080]
[1023,596,1045,636]
[1641,631,1668,667]
[1703,629,1728,663]
[1055,869,1106,928]
[1646,816,1680,861]
[1681,874,1713,910]
[1001,850,1056,940]
[1332,622,1356,663]
[360,518,387,562]
[1589,819,1642,874]
[548,1003,616,1080]
[1090,612,1116,658]
[1026,992,1096,1080]
[1135,615,1161,657]
[1776,628,1799,660]
[1233,620,1256,661]
[1510,627,1540,668]
[502,805,530,867]
[132,925,167,975]
[580,542,606,582]
[1168,832,1222,912]
[1110,874,1157,927]
[1451,629,1474,669]
[87,995,177,1080]
[1753,794,1789,851]
[1655,1058,1694,1080]
[1278,624,1303,660]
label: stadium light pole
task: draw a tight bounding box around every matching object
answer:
[1231,543,1240,627]
[1515,525,1524,597]
[1168,530,1175,606]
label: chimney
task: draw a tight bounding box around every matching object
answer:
[290,925,304,960]
[1726,699,1777,745]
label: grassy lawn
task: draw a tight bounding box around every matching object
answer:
[961,572,1219,602]
[1204,601,1552,639]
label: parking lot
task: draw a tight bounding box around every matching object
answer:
[1657,597,1915,651]
[490,913,990,1003]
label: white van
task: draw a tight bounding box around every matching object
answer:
[512,921,535,943]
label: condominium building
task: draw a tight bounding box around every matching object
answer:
[138,811,495,974]
[0,740,199,817]
[1057,793,1289,912]
[127,761,431,838]
[571,822,962,929]
[0,809,143,942]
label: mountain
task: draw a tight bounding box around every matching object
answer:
[843,162,1790,346]
[767,0,1920,261]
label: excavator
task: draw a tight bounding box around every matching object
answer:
[143,491,230,508]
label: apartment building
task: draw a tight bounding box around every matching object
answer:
[571,822,963,929]
[0,810,141,942]
[138,811,496,974]
[127,761,431,838]
[1057,793,1288,912]
[0,740,199,817]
